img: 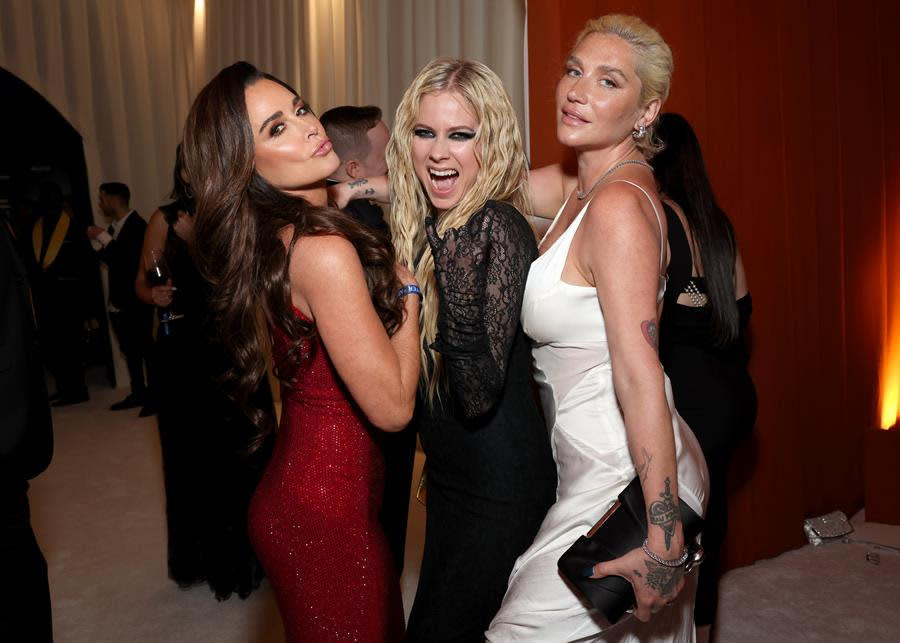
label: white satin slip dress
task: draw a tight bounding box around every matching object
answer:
[486,182,709,642]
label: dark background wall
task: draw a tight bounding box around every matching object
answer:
[526,0,900,570]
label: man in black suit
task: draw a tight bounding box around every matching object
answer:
[322,105,416,574]
[29,183,92,406]
[88,183,153,414]
[320,105,391,236]
[1,216,54,642]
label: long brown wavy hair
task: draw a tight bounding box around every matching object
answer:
[182,61,404,449]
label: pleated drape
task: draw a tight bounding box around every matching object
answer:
[201,0,527,129]
[0,0,194,217]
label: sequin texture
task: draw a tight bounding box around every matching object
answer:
[248,312,404,641]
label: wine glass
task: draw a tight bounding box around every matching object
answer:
[145,249,184,331]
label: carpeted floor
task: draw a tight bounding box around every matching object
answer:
[715,513,900,642]
[29,384,900,642]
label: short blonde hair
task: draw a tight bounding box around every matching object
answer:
[387,58,529,403]
[576,14,673,157]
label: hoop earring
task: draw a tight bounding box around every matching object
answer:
[632,124,647,139]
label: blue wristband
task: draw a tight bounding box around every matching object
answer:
[398,284,423,301]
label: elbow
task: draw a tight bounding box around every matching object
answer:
[366,396,414,433]
[455,376,503,421]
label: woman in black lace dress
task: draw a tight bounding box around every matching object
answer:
[651,113,757,642]
[387,58,557,641]
[135,150,273,599]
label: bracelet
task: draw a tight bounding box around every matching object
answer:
[641,538,689,567]
[398,284,423,301]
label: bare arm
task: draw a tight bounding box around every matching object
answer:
[289,234,419,432]
[135,210,174,307]
[525,164,578,220]
[327,175,390,209]
[577,185,686,620]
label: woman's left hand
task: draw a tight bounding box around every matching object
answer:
[586,546,687,622]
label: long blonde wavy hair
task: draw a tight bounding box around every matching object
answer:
[387,58,530,404]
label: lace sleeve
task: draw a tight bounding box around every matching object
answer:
[428,201,537,419]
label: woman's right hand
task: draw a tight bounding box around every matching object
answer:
[587,542,687,622]
[151,279,174,308]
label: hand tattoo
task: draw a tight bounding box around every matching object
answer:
[641,559,683,597]
[637,448,652,483]
[348,178,369,188]
[648,477,678,550]
[641,319,659,351]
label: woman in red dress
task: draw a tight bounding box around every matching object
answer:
[182,61,421,642]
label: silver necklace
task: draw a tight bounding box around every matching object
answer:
[576,159,653,200]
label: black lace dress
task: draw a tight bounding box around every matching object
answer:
[406,201,558,642]
[658,203,757,626]
[154,204,273,599]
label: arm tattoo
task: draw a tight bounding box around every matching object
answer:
[648,477,678,550]
[364,187,375,197]
[641,319,659,351]
[637,447,652,483]
[348,178,369,188]
[641,559,683,597]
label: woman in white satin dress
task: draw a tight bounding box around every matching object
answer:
[487,15,708,642]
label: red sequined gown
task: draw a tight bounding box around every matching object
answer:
[248,310,404,642]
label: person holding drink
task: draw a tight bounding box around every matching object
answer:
[135,147,273,599]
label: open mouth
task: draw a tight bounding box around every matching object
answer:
[428,168,459,194]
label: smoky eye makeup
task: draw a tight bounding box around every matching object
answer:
[413,127,435,138]
[449,130,476,141]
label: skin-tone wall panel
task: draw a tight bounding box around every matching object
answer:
[835,0,883,507]
[695,0,757,568]
[806,0,850,520]
[527,0,896,570]
[776,0,833,520]
[878,0,900,416]
[733,0,807,562]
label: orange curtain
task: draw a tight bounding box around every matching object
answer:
[526,0,900,570]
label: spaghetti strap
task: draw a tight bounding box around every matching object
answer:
[538,192,574,249]
[608,179,665,272]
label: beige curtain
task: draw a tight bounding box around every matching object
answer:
[0,0,194,384]
[1,0,526,214]
[202,0,527,128]
[0,0,194,218]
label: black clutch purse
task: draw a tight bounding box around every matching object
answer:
[557,476,705,624]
